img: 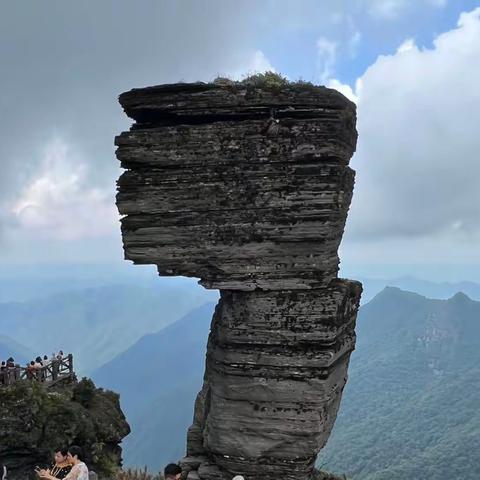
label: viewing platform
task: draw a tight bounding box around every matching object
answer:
[0,354,75,388]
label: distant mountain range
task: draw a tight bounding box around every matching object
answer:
[2,266,479,478]
[358,275,480,303]
[1,263,479,305]
[0,263,213,302]
[93,287,480,478]
[318,287,480,479]
[92,302,215,469]
[0,283,217,373]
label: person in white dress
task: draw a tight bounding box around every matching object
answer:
[38,446,88,480]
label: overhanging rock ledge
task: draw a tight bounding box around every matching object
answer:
[115,76,362,480]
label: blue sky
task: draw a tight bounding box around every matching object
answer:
[0,1,479,283]
[259,0,480,84]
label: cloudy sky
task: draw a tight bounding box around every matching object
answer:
[1,0,479,282]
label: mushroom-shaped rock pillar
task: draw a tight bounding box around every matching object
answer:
[115,77,362,480]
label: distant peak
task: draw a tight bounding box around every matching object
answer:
[370,286,426,303]
[380,286,423,297]
[383,286,403,292]
[449,291,472,302]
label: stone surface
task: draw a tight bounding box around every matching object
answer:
[0,379,130,480]
[115,75,361,480]
[186,281,361,479]
[116,80,356,291]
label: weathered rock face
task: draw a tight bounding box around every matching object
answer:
[186,282,361,479]
[115,76,362,480]
[0,379,130,480]
[116,81,357,291]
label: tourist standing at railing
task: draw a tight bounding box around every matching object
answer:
[0,350,72,386]
[27,361,37,380]
[33,357,43,381]
[6,358,15,384]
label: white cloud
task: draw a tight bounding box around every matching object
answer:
[344,7,480,254]
[9,137,118,240]
[327,79,359,103]
[250,50,276,73]
[227,50,276,80]
[396,37,417,53]
[366,0,409,19]
[316,37,337,84]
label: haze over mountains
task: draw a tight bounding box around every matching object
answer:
[93,302,215,468]
[358,275,480,304]
[0,264,208,303]
[2,263,479,304]
[92,286,480,478]
[5,264,470,327]
[1,268,479,478]
[0,334,32,364]
[0,280,217,373]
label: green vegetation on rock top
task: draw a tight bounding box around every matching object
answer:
[213,71,317,92]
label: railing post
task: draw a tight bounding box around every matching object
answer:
[68,354,73,377]
[52,359,59,380]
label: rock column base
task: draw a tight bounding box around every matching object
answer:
[181,279,361,480]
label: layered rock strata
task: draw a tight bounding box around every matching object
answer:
[115,77,362,480]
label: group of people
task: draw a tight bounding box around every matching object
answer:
[25,351,65,381]
[1,455,247,480]
[35,446,89,480]
[0,446,87,480]
[0,351,67,385]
